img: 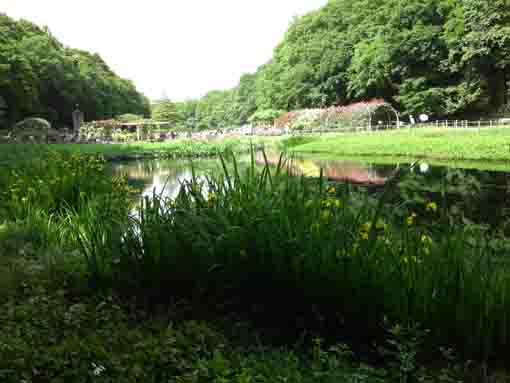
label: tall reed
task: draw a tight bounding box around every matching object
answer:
[89,150,510,361]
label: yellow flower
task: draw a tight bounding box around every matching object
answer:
[426,202,438,213]
[406,212,417,226]
[421,234,433,245]
[360,232,369,240]
[361,222,372,232]
[326,186,336,194]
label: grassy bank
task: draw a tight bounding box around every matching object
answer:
[0,137,279,163]
[290,127,510,162]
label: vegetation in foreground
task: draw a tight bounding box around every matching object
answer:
[289,127,510,162]
[2,147,510,381]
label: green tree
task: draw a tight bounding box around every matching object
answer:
[0,13,150,128]
[152,100,181,122]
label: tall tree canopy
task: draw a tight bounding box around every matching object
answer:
[0,13,150,128]
[184,0,510,129]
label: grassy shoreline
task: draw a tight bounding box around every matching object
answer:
[290,127,510,162]
[0,137,279,163]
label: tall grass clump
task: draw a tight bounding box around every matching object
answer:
[105,150,510,362]
[0,149,132,252]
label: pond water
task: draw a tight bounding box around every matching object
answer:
[108,153,510,225]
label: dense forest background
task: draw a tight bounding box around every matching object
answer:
[2,0,510,131]
[0,13,151,129]
[167,0,510,130]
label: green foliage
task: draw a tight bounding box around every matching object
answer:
[0,149,132,251]
[0,276,466,382]
[0,146,496,379]
[152,100,182,123]
[248,109,284,125]
[0,13,150,128]
[71,151,510,361]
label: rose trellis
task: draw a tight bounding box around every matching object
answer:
[275,99,400,131]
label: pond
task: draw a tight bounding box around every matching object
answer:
[109,153,510,226]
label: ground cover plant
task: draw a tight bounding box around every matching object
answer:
[0,261,469,382]
[290,127,510,162]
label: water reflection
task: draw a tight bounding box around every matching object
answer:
[254,152,395,184]
[110,159,216,199]
[108,155,510,227]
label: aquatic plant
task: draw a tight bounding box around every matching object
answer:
[102,151,510,361]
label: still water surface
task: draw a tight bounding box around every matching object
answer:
[108,154,510,224]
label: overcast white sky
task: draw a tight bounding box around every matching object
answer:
[3,0,327,101]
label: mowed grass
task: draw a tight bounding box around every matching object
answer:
[0,137,280,163]
[291,127,510,161]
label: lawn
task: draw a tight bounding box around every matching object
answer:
[291,127,510,162]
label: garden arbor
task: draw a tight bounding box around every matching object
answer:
[275,99,400,131]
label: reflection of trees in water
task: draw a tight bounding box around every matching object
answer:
[316,160,389,184]
[111,159,216,200]
[399,167,510,227]
[255,152,392,185]
[112,160,185,180]
[113,156,510,227]
[111,160,198,199]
